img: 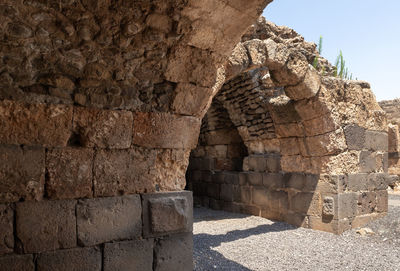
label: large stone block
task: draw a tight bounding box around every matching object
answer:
[344,125,365,151]
[153,233,193,271]
[77,195,142,246]
[94,147,190,196]
[220,184,234,202]
[73,107,133,149]
[206,183,220,199]
[0,204,13,254]
[285,65,321,100]
[367,173,389,191]
[263,173,285,190]
[0,254,34,271]
[46,147,94,199]
[0,145,45,203]
[133,112,200,149]
[0,100,72,147]
[104,239,153,271]
[365,130,388,151]
[359,151,383,173]
[347,173,369,191]
[289,192,321,216]
[357,192,376,215]
[337,193,358,219]
[142,191,193,238]
[376,190,388,213]
[16,199,76,253]
[240,186,252,205]
[37,247,102,271]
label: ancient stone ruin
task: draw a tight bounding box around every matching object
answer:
[0,1,391,270]
[379,99,400,191]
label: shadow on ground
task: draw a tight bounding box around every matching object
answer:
[193,207,297,270]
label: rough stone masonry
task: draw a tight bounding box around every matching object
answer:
[0,0,390,270]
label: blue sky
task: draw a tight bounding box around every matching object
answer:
[263,0,400,101]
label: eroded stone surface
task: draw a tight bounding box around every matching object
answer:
[104,240,153,271]
[0,101,72,147]
[73,107,133,149]
[0,145,45,203]
[37,247,102,271]
[77,195,142,246]
[142,191,193,237]
[16,200,76,253]
[0,204,13,254]
[46,147,93,199]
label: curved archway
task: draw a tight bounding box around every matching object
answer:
[188,18,389,234]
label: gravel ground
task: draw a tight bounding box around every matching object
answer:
[193,193,400,271]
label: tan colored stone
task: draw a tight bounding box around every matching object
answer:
[73,107,133,149]
[303,115,338,136]
[304,129,347,157]
[285,65,321,100]
[0,100,72,147]
[172,83,213,117]
[133,112,201,149]
[388,123,400,152]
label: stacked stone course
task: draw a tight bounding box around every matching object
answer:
[379,99,400,190]
[187,18,390,234]
[0,0,272,269]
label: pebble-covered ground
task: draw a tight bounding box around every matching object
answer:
[193,193,400,271]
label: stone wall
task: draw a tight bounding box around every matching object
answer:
[379,99,400,190]
[0,0,271,269]
[187,18,390,234]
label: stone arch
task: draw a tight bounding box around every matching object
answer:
[0,1,273,269]
[188,19,389,234]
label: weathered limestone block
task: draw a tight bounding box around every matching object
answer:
[16,200,76,253]
[0,145,45,203]
[359,151,384,173]
[172,83,214,117]
[0,254,34,271]
[275,123,305,138]
[289,192,321,216]
[271,51,309,86]
[337,193,358,219]
[347,174,369,191]
[104,240,154,271]
[304,129,347,156]
[225,43,250,80]
[285,65,321,100]
[77,195,142,246]
[0,100,72,147]
[93,148,157,196]
[284,173,319,192]
[133,112,201,149]
[37,247,102,271]
[182,0,270,55]
[153,233,193,271]
[365,130,388,151]
[46,147,93,199]
[263,173,285,190]
[357,192,376,215]
[142,191,193,238]
[302,115,337,136]
[376,190,388,212]
[165,45,223,88]
[0,204,13,254]
[73,107,133,149]
[388,123,400,152]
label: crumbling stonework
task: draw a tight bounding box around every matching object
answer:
[0,0,390,269]
[379,99,400,191]
[187,18,389,234]
[0,0,271,269]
